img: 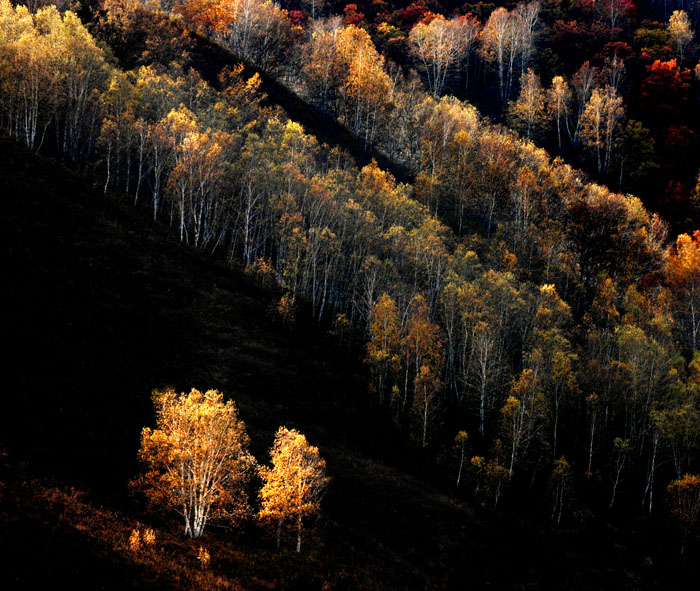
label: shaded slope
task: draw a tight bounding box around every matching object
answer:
[0,136,667,590]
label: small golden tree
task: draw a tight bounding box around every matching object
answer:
[668,10,693,62]
[508,68,546,140]
[258,427,330,553]
[366,293,401,405]
[137,388,254,539]
[667,473,700,555]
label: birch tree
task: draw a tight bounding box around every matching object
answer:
[258,427,330,553]
[668,11,693,62]
[137,388,255,539]
[409,15,471,97]
[547,75,571,151]
[580,85,625,175]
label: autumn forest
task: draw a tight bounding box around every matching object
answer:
[2,0,700,587]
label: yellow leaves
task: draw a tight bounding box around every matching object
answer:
[535,282,570,324]
[142,528,156,546]
[163,105,198,143]
[501,395,520,418]
[508,68,545,139]
[368,293,400,362]
[668,10,693,58]
[479,7,509,64]
[325,23,391,115]
[540,283,557,297]
[0,0,33,41]
[552,455,570,476]
[128,527,156,554]
[408,15,474,96]
[455,430,468,446]
[0,0,110,151]
[277,293,295,324]
[579,85,625,174]
[666,231,700,287]
[335,24,373,66]
[280,119,317,167]
[128,528,142,553]
[196,545,211,569]
[548,75,569,101]
[258,427,329,545]
[245,71,261,92]
[377,21,405,40]
[137,388,254,538]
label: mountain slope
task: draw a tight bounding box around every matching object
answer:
[0,135,680,590]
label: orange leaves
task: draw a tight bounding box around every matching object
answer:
[276,293,295,324]
[137,389,254,538]
[304,22,391,140]
[665,231,700,350]
[402,294,445,444]
[136,392,329,550]
[404,294,444,374]
[668,473,700,523]
[367,293,400,367]
[336,24,391,103]
[257,427,329,552]
[666,231,700,288]
[667,473,700,553]
[173,0,233,34]
[196,545,211,569]
[129,527,156,554]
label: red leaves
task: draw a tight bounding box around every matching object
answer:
[640,59,693,124]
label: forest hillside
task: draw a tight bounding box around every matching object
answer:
[2,0,700,588]
[1,134,664,590]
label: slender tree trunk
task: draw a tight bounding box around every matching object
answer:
[456,445,465,488]
[296,516,302,553]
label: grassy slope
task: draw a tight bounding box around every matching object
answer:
[0,136,679,590]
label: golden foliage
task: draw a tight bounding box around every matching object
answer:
[129,528,142,553]
[137,388,255,539]
[667,473,700,553]
[245,257,277,288]
[258,427,329,552]
[367,293,401,402]
[668,10,693,60]
[277,293,295,324]
[197,545,211,569]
